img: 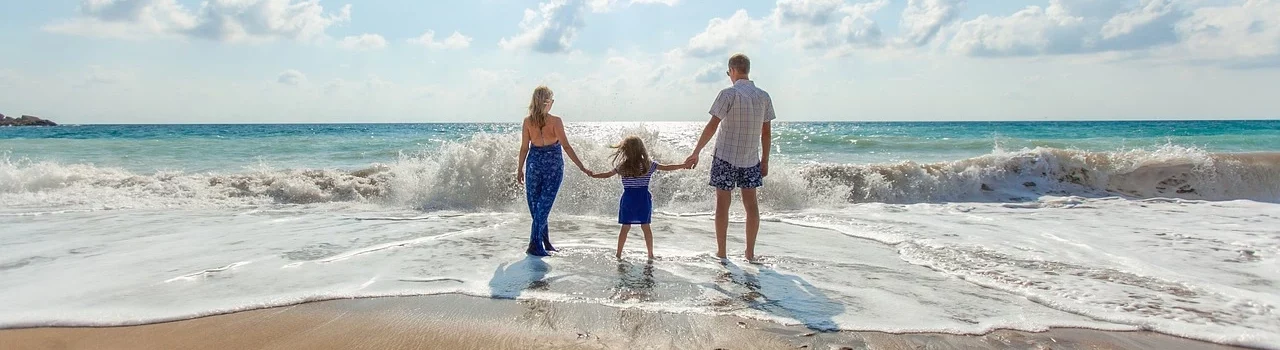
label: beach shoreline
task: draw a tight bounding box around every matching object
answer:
[0,294,1249,350]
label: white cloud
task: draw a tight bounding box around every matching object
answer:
[500,0,588,53]
[336,34,387,51]
[900,0,965,47]
[693,63,724,84]
[1173,0,1280,68]
[322,78,346,94]
[43,0,198,40]
[948,0,1185,56]
[772,0,887,50]
[631,0,679,5]
[187,0,352,43]
[587,0,616,13]
[774,0,847,27]
[44,0,352,44]
[683,9,766,57]
[1101,0,1174,39]
[603,55,675,86]
[589,0,679,12]
[407,30,472,50]
[277,69,306,86]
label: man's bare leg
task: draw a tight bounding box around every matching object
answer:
[715,189,732,259]
[741,187,760,261]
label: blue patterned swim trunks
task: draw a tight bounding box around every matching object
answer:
[709,157,762,191]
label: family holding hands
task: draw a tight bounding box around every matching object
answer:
[517,54,776,262]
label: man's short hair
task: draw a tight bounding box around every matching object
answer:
[728,53,750,74]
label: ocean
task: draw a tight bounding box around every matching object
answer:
[2,121,1278,348]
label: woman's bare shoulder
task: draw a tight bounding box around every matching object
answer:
[548,115,563,123]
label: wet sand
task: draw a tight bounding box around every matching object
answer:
[0,295,1248,350]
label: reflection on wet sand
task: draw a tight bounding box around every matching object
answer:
[611,261,656,302]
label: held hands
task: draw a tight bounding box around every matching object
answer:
[683,153,700,169]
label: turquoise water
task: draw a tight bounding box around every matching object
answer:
[2,120,1277,173]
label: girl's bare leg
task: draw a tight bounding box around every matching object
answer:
[640,224,655,260]
[616,225,631,259]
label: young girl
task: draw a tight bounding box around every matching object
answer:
[589,136,690,260]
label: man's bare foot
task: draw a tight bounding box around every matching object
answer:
[745,251,756,262]
[647,254,655,261]
[615,252,623,260]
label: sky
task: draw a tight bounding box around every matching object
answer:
[0,0,1277,123]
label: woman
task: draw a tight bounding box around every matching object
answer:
[517,86,590,256]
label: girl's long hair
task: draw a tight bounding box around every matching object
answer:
[528,86,553,128]
[611,136,651,178]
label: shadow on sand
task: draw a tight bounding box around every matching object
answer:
[709,260,845,332]
[487,256,555,299]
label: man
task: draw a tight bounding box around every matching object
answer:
[684,53,775,261]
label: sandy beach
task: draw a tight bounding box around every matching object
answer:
[0,295,1247,350]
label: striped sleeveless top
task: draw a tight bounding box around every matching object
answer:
[620,161,658,189]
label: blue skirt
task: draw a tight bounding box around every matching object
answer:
[618,188,653,225]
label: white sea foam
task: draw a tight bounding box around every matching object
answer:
[3,136,1277,213]
[1,197,1277,347]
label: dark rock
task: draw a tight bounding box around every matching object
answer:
[0,114,57,126]
[1023,181,1036,187]
[981,184,994,191]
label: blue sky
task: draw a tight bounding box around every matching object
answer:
[0,0,1277,123]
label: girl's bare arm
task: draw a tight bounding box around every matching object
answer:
[589,169,616,179]
[655,163,689,171]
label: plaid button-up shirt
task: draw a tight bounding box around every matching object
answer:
[709,79,776,168]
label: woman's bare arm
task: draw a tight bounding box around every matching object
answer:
[516,119,530,184]
[554,117,589,173]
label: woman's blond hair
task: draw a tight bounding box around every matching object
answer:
[528,86,554,128]
[611,136,651,178]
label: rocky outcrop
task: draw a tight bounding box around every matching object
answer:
[0,114,57,126]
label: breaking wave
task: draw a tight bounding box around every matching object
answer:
[2,133,1277,212]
